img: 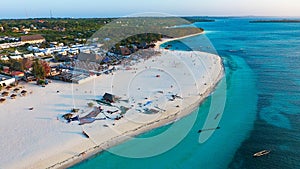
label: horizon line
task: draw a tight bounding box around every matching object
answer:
[1,15,300,20]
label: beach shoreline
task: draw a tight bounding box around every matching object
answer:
[0,32,224,169]
[52,50,224,169]
[56,59,224,169]
[154,32,204,49]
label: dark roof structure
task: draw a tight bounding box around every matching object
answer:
[21,34,45,42]
[103,93,116,103]
[77,53,104,63]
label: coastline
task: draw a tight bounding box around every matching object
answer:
[154,32,204,49]
[58,59,224,169]
[0,32,224,169]
[56,31,223,168]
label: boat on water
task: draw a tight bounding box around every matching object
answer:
[198,126,220,133]
[253,150,271,157]
[82,131,90,138]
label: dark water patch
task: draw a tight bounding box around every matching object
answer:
[228,119,300,169]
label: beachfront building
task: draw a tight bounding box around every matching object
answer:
[11,71,25,80]
[0,74,16,87]
[103,93,116,103]
[2,66,9,73]
[34,52,45,57]
[0,55,9,61]
[23,53,35,59]
[77,53,104,63]
[9,55,23,60]
[21,34,46,44]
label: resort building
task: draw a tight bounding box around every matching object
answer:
[0,55,9,61]
[0,74,16,87]
[21,34,46,44]
[77,53,104,63]
[9,55,23,60]
[23,53,35,59]
[34,52,45,57]
[11,71,25,80]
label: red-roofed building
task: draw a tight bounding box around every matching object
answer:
[11,71,25,80]
[2,66,10,73]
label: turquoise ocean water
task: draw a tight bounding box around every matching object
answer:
[71,18,300,169]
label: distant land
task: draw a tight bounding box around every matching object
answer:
[181,17,215,23]
[250,19,300,23]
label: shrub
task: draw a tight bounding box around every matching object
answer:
[87,102,94,107]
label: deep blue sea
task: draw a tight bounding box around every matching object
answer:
[71,18,300,169]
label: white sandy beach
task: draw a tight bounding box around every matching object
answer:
[0,38,223,169]
[154,32,204,49]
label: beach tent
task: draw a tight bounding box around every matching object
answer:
[0,98,5,103]
[2,91,9,96]
[21,90,27,96]
[103,93,116,103]
[10,94,17,99]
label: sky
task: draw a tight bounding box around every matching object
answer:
[0,0,300,19]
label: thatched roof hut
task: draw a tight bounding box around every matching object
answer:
[10,94,17,99]
[13,88,20,92]
[63,113,73,120]
[0,98,6,103]
[2,91,9,97]
[103,93,116,103]
[21,90,27,96]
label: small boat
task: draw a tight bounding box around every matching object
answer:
[82,131,90,138]
[253,150,271,157]
[164,44,172,50]
[198,126,220,133]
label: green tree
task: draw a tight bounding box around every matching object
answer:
[10,60,24,71]
[87,102,94,107]
[32,59,44,79]
[32,59,50,79]
[32,59,51,79]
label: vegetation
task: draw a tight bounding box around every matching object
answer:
[249,19,300,23]
[0,17,209,82]
[181,17,215,23]
[0,17,207,46]
[0,18,115,44]
[32,59,50,79]
[87,102,94,107]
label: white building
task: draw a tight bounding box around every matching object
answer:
[0,75,16,87]
[41,49,53,55]
[27,46,40,52]
[23,53,35,59]
[9,55,23,60]
[0,55,9,61]
[34,52,45,57]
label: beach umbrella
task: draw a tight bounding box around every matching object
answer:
[21,90,27,96]
[13,88,20,92]
[0,98,6,103]
[10,94,17,99]
[2,91,9,96]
